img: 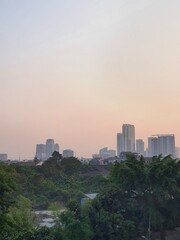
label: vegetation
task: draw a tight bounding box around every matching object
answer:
[88,155,180,240]
[0,154,179,239]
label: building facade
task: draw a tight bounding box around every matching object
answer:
[148,135,175,158]
[46,139,55,159]
[35,144,46,160]
[54,143,60,153]
[63,149,74,158]
[136,139,145,156]
[117,124,135,155]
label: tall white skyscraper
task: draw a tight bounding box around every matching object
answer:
[46,139,55,159]
[122,124,135,152]
[117,124,135,155]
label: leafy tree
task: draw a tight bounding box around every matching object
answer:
[91,155,180,240]
[55,200,93,240]
[0,163,16,239]
[16,226,57,240]
[146,156,180,240]
[88,184,138,240]
[60,157,82,175]
[6,195,33,238]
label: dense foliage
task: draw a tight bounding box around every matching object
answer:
[0,155,106,239]
[88,155,180,240]
[0,154,179,240]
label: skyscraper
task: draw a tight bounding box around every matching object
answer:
[158,134,175,158]
[117,133,123,156]
[148,136,159,157]
[147,135,175,158]
[46,139,55,159]
[122,124,135,152]
[117,124,135,155]
[136,139,145,156]
[35,139,60,161]
[54,143,60,153]
[35,144,46,160]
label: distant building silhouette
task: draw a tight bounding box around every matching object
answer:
[0,153,8,161]
[148,134,175,158]
[117,124,135,155]
[93,147,116,159]
[63,149,74,158]
[35,144,46,161]
[117,133,123,156]
[46,139,55,159]
[35,138,60,161]
[54,143,60,153]
[136,139,145,156]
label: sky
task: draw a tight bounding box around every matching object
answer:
[1,0,180,159]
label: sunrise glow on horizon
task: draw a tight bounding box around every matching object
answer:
[1,0,180,159]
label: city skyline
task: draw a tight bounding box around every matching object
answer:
[1,0,180,159]
[1,125,179,160]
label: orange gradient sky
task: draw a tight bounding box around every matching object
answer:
[1,0,180,159]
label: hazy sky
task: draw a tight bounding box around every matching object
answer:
[1,0,180,159]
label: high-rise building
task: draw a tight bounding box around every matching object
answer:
[148,136,159,157]
[63,149,74,158]
[35,139,60,161]
[147,135,175,158]
[35,144,46,160]
[46,139,55,159]
[117,124,135,155]
[117,133,123,156]
[136,139,145,156]
[122,124,135,152]
[54,143,60,153]
[158,135,175,158]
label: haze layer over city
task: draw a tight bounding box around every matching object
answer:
[1,0,180,159]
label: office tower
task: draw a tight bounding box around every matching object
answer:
[122,124,135,152]
[117,133,123,156]
[46,139,55,159]
[63,149,74,158]
[117,124,135,154]
[54,143,60,153]
[35,144,46,160]
[0,154,8,161]
[147,135,175,158]
[136,139,145,156]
